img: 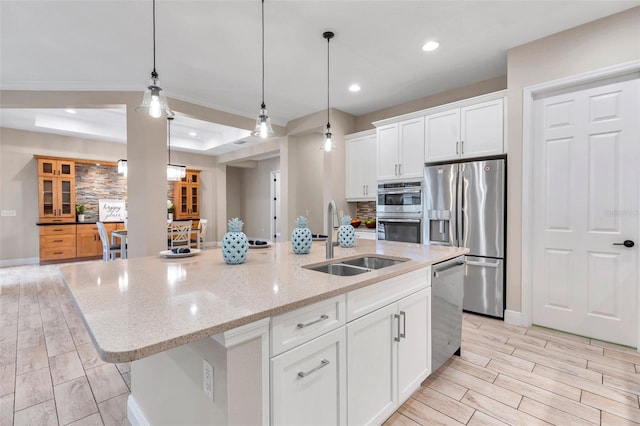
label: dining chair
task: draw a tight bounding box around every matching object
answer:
[170,220,192,248]
[97,222,122,261]
[191,219,207,248]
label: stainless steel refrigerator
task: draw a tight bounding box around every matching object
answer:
[424,157,506,318]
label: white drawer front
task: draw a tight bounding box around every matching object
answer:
[346,267,429,322]
[271,295,346,356]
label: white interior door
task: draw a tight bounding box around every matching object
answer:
[532,78,639,347]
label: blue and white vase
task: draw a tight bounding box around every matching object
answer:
[222,218,248,265]
[291,216,312,254]
[338,215,355,248]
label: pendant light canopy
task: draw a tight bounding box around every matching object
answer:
[251,0,275,139]
[166,117,186,181]
[136,0,172,119]
[323,31,335,152]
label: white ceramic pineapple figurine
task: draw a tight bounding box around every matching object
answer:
[291,216,312,254]
[222,218,248,264]
[338,215,355,248]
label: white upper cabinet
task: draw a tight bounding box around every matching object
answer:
[346,132,377,201]
[425,98,504,163]
[424,109,460,163]
[377,117,425,182]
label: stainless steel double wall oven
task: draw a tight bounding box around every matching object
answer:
[376,181,423,243]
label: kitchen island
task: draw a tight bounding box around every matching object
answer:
[59,240,467,425]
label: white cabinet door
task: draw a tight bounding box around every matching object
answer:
[377,124,399,181]
[346,135,377,200]
[397,287,431,403]
[425,108,460,163]
[346,137,366,199]
[460,98,503,158]
[271,327,347,426]
[398,117,425,179]
[347,303,397,426]
[362,134,377,198]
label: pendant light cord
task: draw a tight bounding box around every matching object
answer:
[152,0,157,76]
[261,0,265,108]
[326,34,330,126]
[167,117,172,164]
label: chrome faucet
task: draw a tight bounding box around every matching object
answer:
[326,200,339,259]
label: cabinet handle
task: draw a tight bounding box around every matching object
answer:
[394,164,398,176]
[394,314,401,342]
[456,141,459,155]
[53,228,63,232]
[297,314,329,328]
[400,311,406,339]
[53,251,63,255]
[53,239,63,243]
[461,140,464,155]
[297,359,330,378]
[398,164,402,175]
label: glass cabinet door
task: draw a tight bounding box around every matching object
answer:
[39,177,55,217]
[189,185,198,216]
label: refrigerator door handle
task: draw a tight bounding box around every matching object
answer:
[466,260,500,268]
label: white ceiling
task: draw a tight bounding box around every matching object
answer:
[1,0,638,155]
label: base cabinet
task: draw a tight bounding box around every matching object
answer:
[347,288,431,425]
[271,327,347,426]
[347,303,397,425]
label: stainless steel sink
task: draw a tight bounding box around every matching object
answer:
[305,263,370,276]
[340,256,407,270]
[304,255,408,276]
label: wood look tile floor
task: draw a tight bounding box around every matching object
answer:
[2,265,640,425]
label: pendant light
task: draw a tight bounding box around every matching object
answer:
[323,31,335,152]
[136,0,172,118]
[166,116,186,181]
[251,0,275,139]
[117,159,127,177]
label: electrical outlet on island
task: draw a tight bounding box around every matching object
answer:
[203,359,214,402]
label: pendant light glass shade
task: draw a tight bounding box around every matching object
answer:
[251,0,275,139]
[117,159,128,177]
[324,124,334,152]
[137,72,171,118]
[166,116,186,181]
[252,104,275,139]
[166,164,186,181]
[136,0,172,118]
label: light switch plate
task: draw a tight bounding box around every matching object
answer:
[1,210,16,217]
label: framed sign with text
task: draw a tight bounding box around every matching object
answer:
[98,199,126,222]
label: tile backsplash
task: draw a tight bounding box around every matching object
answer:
[355,201,376,219]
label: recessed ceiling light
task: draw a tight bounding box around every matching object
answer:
[422,41,440,52]
[189,131,197,137]
[349,84,361,92]
[65,108,77,114]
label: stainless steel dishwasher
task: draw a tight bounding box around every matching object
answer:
[431,255,465,373]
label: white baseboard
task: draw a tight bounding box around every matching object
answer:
[127,395,150,426]
[504,310,523,327]
[0,257,39,268]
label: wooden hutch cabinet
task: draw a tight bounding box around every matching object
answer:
[37,157,76,222]
[173,170,200,220]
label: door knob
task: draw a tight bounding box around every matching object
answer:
[613,240,635,248]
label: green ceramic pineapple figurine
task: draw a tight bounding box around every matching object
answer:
[338,215,356,247]
[291,216,312,254]
[222,218,248,264]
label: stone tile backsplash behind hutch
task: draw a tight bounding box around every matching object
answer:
[75,164,127,221]
[75,163,178,221]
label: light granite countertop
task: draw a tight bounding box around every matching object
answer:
[59,240,467,363]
